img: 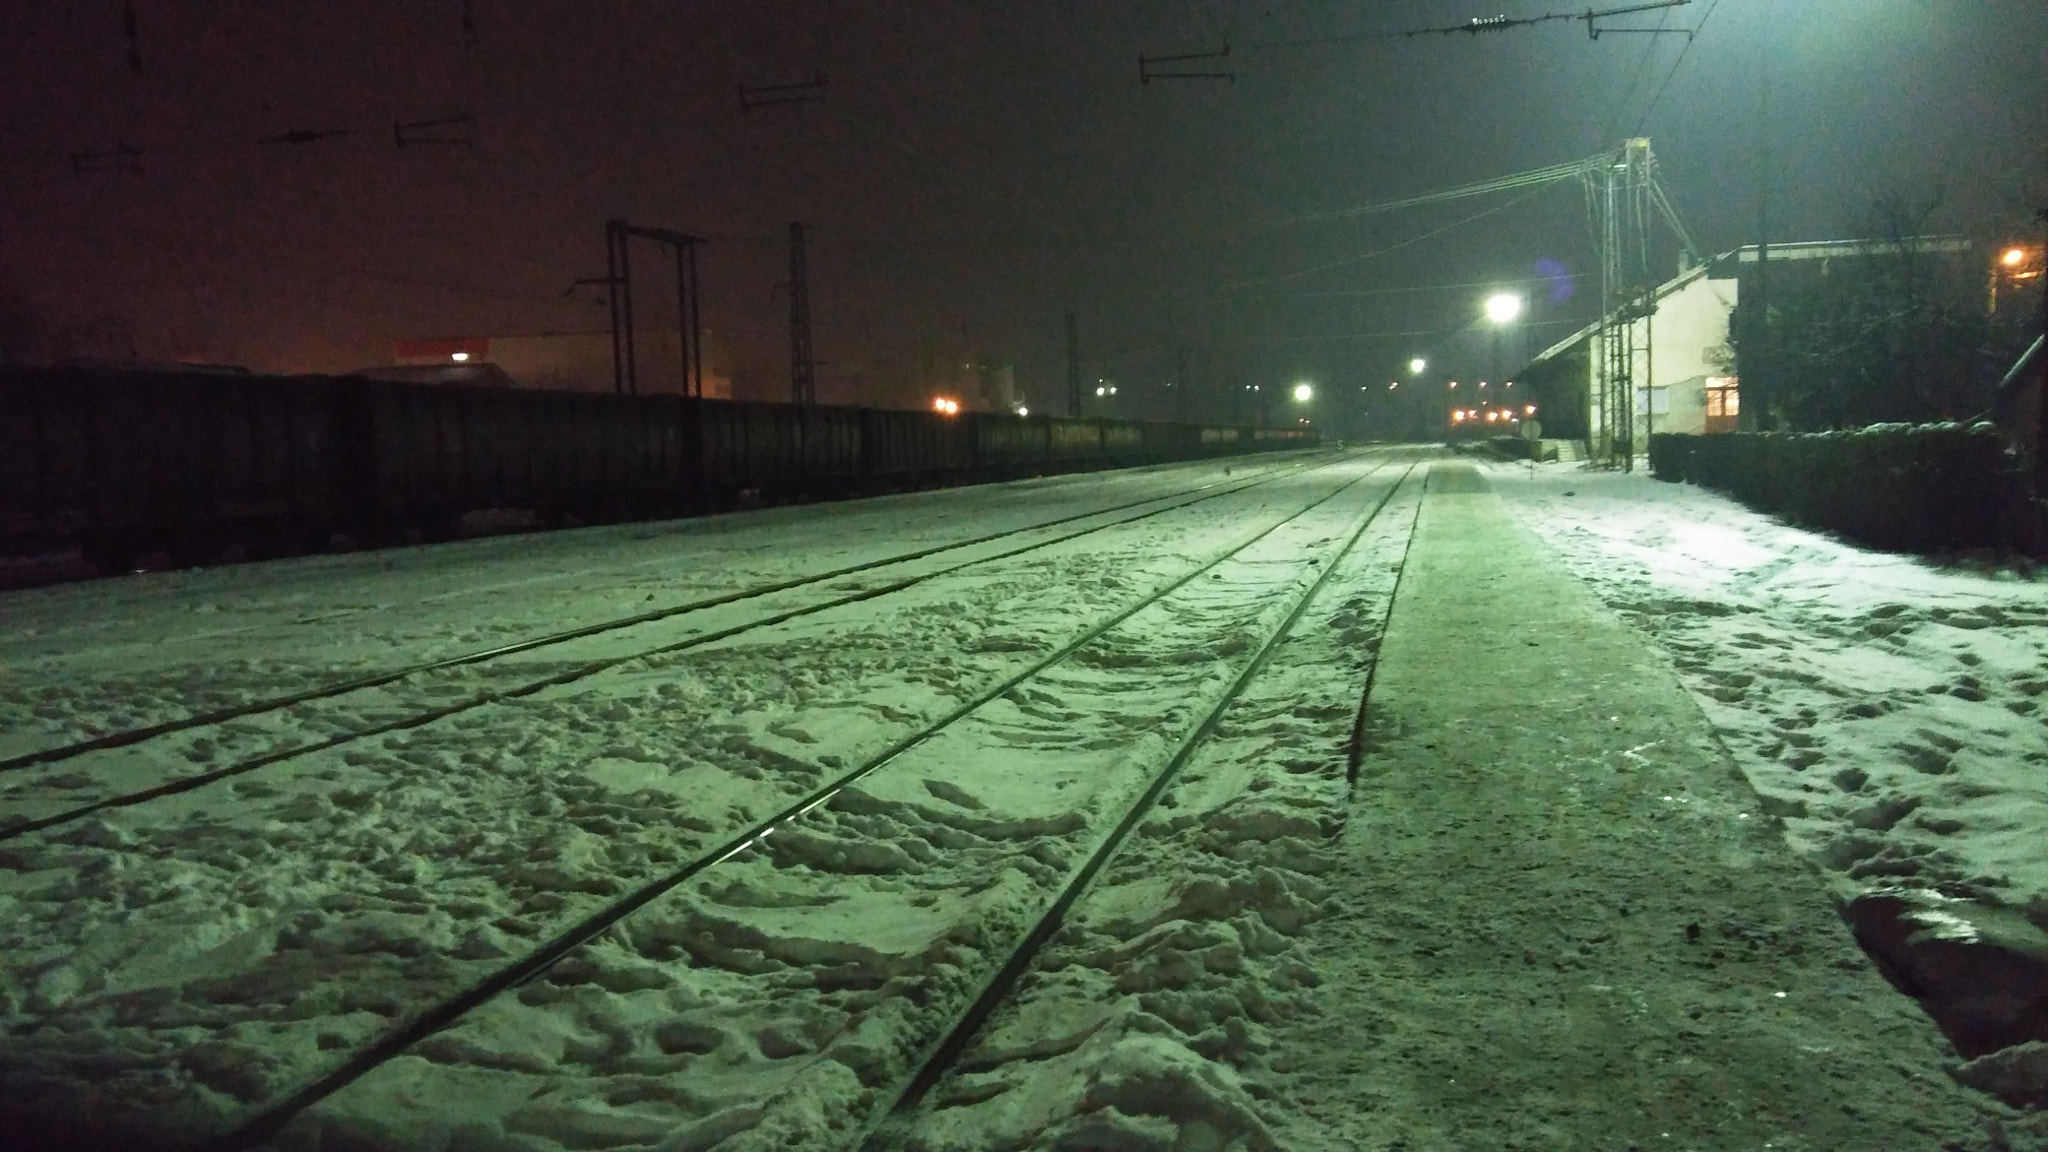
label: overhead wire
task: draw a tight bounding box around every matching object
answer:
[1224,183,1564,291]
[1269,154,1604,227]
[1595,6,1673,146]
[1631,0,1721,136]
[1211,271,1591,302]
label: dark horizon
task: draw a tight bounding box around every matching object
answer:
[2,0,2042,411]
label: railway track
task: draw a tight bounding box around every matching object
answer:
[0,456,1330,843]
[0,451,1399,1152]
[1,456,1315,776]
[183,454,1425,1152]
[868,460,1428,1151]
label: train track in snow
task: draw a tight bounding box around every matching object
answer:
[196,455,1422,1152]
[0,455,1330,843]
[1,457,1317,775]
[858,460,1425,1150]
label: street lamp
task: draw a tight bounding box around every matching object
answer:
[1483,293,1524,398]
[1408,357,1427,375]
[1292,382,1314,403]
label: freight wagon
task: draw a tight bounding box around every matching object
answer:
[0,367,1318,575]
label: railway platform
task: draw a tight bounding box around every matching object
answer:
[1271,461,2000,1148]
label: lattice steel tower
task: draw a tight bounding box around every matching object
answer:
[1581,139,1699,470]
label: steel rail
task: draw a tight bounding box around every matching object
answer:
[1346,462,1433,784]
[0,455,1344,845]
[859,461,1424,1150]
[0,455,1316,776]
[201,456,1400,1152]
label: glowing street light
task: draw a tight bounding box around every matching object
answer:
[1292,382,1314,403]
[1408,357,1427,375]
[1484,293,1524,325]
[2004,247,2028,267]
[451,351,470,362]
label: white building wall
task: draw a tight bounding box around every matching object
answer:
[1585,271,1737,450]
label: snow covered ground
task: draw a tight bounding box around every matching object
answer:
[1487,459,2048,1087]
[0,451,1420,1150]
[5,448,2043,1151]
[0,459,1305,764]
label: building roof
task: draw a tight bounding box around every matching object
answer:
[1518,235,1975,373]
[1522,261,1717,372]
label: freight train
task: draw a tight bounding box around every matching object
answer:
[0,367,1317,574]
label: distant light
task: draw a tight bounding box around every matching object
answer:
[451,351,470,362]
[933,396,961,415]
[1409,357,1427,375]
[1525,404,1537,415]
[1108,386,1118,395]
[1292,383,1313,402]
[1452,410,1466,423]
[1448,381,1458,389]
[1505,380,1514,387]
[1016,405,1029,416]
[1095,386,1106,397]
[1484,293,1524,324]
[1478,380,1488,388]
[2005,247,2028,267]
[1389,382,1399,390]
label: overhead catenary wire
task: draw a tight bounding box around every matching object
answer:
[1228,183,1564,290]
[1271,152,1612,227]
[1631,0,1722,136]
[1252,0,1692,50]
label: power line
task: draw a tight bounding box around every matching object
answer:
[1205,271,1592,302]
[1632,0,1722,136]
[1227,184,1564,290]
[1254,316,1583,347]
[1254,1,1693,50]
[1271,153,1609,227]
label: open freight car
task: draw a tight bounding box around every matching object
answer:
[0,366,1317,578]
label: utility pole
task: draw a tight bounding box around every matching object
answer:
[789,222,815,405]
[605,219,704,398]
[1065,312,1082,417]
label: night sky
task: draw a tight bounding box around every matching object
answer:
[2,1,2042,412]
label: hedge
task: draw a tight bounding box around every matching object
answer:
[1647,425,2026,555]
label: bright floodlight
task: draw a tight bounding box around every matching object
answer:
[1484,293,1524,324]
[1292,382,1313,403]
[2005,247,2028,267]
[1408,357,1427,375]
[1016,405,1029,416]
[451,351,470,362]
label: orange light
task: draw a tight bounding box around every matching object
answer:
[1451,410,1465,423]
[932,396,961,416]
[2004,247,2028,267]
[1525,404,1537,416]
